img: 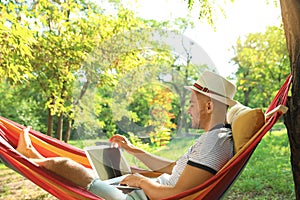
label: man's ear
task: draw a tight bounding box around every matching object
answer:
[207,100,213,114]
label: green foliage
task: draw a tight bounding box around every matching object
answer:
[128,132,152,152]
[129,84,177,130]
[187,0,234,29]
[0,0,229,144]
[149,127,172,147]
[29,0,97,119]
[1,0,171,140]
[0,81,48,133]
[0,1,35,83]
[232,26,290,108]
[71,7,170,139]
[225,129,294,199]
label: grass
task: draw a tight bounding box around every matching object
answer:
[224,130,295,199]
[0,163,6,170]
[0,127,295,199]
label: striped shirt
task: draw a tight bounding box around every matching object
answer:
[158,124,233,186]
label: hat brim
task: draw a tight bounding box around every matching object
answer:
[184,85,237,106]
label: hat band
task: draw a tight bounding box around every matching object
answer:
[193,83,227,98]
[193,83,209,93]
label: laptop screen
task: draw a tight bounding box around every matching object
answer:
[84,145,132,180]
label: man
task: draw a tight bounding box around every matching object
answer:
[16,71,236,200]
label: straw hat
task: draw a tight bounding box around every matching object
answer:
[185,71,237,106]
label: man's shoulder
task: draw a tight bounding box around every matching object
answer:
[205,126,232,141]
[207,124,232,134]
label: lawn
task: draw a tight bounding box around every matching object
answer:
[225,130,295,199]
[0,127,295,199]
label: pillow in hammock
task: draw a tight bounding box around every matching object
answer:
[227,103,265,153]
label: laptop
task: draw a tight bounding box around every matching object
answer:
[84,145,140,192]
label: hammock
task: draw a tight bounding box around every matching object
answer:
[0,74,292,200]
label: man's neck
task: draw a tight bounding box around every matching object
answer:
[206,115,226,132]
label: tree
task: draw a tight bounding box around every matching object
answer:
[2,0,158,142]
[169,18,212,135]
[72,9,173,140]
[279,0,300,198]
[232,26,290,108]
[26,0,98,139]
[1,0,181,142]
[0,1,35,83]
[0,82,47,132]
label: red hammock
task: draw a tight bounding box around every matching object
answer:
[0,74,292,200]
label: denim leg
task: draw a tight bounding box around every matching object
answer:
[87,178,127,200]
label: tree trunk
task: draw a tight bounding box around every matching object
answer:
[56,113,63,140]
[177,88,188,136]
[280,0,300,198]
[64,119,72,143]
[47,109,53,136]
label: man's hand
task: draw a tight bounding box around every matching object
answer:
[120,173,148,188]
[109,134,137,154]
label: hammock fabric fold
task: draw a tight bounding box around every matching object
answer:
[0,74,292,200]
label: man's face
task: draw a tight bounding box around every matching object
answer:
[187,91,210,129]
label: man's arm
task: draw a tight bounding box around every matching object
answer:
[131,148,176,173]
[121,164,214,200]
[109,134,175,173]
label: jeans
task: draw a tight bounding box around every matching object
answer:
[87,178,148,200]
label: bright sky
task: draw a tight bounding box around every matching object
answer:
[122,0,282,77]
